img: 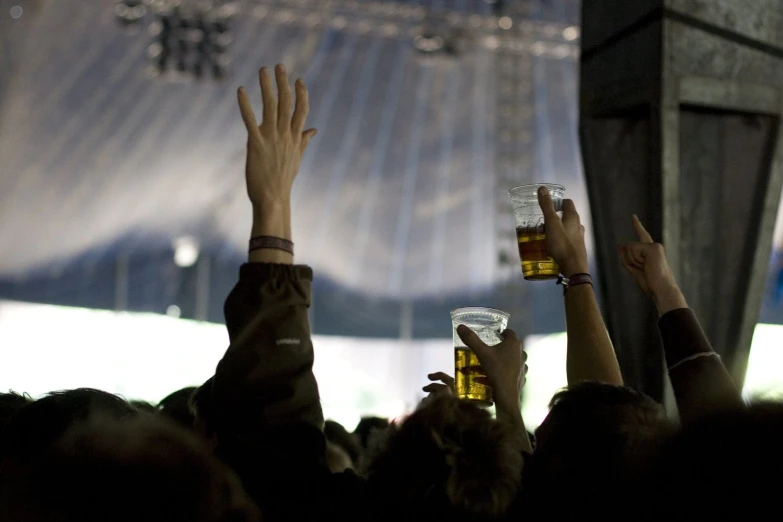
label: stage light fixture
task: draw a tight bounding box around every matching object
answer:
[413,33,445,54]
[116,0,147,29]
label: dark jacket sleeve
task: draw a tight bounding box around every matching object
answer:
[212,263,336,522]
[658,308,744,423]
[214,263,323,435]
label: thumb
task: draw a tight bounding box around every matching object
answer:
[300,128,318,153]
[537,186,561,224]
[456,324,491,359]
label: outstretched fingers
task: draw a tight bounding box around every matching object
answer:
[259,67,277,130]
[428,372,455,389]
[292,79,310,136]
[237,87,261,140]
[276,64,293,133]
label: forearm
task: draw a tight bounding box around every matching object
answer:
[494,392,533,454]
[658,307,743,422]
[651,284,689,317]
[249,201,294,264]
[564,285,623,386]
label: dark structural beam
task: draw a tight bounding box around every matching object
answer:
[580,0,783,401]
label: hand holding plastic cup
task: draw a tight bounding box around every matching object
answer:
[508,184,565,280]
[450,307,510,407]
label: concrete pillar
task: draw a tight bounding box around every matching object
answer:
[580,0,783,399]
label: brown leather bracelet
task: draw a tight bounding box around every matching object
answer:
[248,236,294,255]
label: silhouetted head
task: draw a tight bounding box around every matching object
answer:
[524,382,669,519]
[0,415,260,522]
[158,386,197,430]
[648,402,783,521]
[0,388,135,463]
[190,377,215,439]
[324,420,361,466]
[0,391,31,431]
[354,416,390,450]
[130,400,157,414]
[367,396,524,522]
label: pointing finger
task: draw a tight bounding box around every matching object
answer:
[632,214,654,243]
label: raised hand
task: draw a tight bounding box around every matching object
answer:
[618,215,687,315]
[420,372,455,408]
[237,64,317,209]
[422,371,455,397]
[537,186,588,277]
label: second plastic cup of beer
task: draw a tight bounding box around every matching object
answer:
[508,184,565,280]
[450,307,510,407]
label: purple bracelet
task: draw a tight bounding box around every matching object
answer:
[557,273,593,295]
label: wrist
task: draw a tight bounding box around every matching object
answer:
[249,202,293,264]
[251,202,291,240]
[560,260,589,278]
[494,389,522,415]
[651,284,688,316]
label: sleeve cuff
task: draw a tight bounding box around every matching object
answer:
[239,263,313,282]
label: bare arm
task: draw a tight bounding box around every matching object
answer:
[564,284,623,385]
[238,65,316,265]
[537,187,623,386]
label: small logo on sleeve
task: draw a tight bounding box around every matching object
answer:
[276,338,301,346]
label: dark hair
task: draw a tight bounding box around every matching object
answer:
[324,420,361,465]
[0,415,260,522]
[354,416,390,450]
[524,382,669,519]
[0,388,135,463]
[158,386,198,430]
[0,391,32,431]
[190,377,215,437]
[130,400,157,414]
[367,396,524,522]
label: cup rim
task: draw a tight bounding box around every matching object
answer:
[450,306,510,321]
[508,183,565,196]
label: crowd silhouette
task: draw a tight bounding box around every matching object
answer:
[0,64,774,522]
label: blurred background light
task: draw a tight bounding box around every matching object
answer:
[173,236,199,267]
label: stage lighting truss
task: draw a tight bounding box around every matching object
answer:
[245,0,579,61]
[117,1,578,79]
[116,0,236,81]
